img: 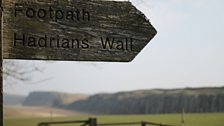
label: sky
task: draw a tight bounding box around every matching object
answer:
[4,0,224,96]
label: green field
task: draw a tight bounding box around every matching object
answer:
[4,113,224,126]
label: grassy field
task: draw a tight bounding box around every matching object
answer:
[4,113,224,126]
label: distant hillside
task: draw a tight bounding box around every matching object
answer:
[66,87,224,114]
[23,91,88,107]
[3,93,26,106]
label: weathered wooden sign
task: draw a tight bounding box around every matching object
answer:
[3,0,157,62]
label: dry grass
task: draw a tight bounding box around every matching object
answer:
[4,106,85,118]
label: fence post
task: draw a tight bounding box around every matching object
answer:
[89,118,97,126]
[0,0,3,125]
[39,124,49,126]
[141,121,146,126]
[181,108,185,124]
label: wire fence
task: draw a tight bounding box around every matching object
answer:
[38,118,181,126]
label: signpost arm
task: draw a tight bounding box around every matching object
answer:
[3,0,156,62]
[0,0,3,125]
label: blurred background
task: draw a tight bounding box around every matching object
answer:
[3,0,224,126]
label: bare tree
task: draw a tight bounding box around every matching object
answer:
[3,60,46,85]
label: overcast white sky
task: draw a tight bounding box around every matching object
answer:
[4,0,224,96]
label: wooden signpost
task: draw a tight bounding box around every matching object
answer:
[0,0,157,125]
[2,0,156,62]
[1,0,3,124]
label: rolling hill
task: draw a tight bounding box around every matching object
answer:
[23,91,88,107]
[3,93,26,106]
[66,87,224,114]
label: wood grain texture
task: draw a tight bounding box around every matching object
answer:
[0,0,3,124]
[3,0,157,62]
